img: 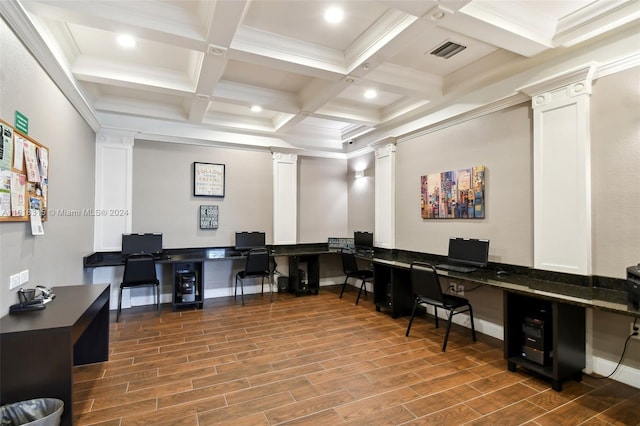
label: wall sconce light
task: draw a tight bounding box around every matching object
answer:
[355,169,365,179]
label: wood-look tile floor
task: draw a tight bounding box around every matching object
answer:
[73,285,640,426]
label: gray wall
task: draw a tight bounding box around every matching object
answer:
[395,104,533,266]
[132,141,273,248]
[0,17,96,315]
[590,66,640,371]
[348,152,375,234]
[590,66,640,278]
[298,156,348,243]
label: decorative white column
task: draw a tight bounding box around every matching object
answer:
[272,151,298,245]
[372,138,396,249]
[520,64,595,275]
[94,132,134,251]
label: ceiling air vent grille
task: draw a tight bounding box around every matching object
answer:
[430,41,466,59]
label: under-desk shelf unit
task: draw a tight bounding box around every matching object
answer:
[372,263,414,318]
[288,255,319,296]
[172,261,203,309]
[504,292,585,391]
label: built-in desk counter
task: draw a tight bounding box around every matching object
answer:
[367,250,636,391]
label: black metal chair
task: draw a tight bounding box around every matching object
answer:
[405,262,476,351]
[235,248,271,306]
[117,253,160,322]
[339,248,374,305]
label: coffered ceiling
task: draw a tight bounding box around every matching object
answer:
[2,1,639,156]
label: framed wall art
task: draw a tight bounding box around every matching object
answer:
[194,162,225,197]
[420,165,485,219]
[199,205,219,229]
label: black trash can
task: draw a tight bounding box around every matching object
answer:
[0,398,63,426]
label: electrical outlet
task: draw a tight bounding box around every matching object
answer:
[457,284,465,296]
[19,269,29,285]
[631,323,640,340]
[9,273,21,290]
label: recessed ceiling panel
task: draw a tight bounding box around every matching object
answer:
[337,85,404,107]
[301,115,353,131]
[68,23,192,72]
[387,24,499,76]
[242,1,388,50]
[222,60,312,92]
[208,100,278,120]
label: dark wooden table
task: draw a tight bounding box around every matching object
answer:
[0,284,110,426]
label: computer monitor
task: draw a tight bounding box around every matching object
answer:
[234,231,266,251]
[447,237,490,268]
[354,231,374,251]
[121,233,163,256]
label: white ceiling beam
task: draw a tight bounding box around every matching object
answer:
[212,81,300,113]
[230,26,347,75]
[554,0,640,47]
[365,63,442,99]
[441,4,552,57]
[72,56,195,95]
[188,1,250,123]
[344,9,418,74]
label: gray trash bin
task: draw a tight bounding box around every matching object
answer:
[0,398,63,426]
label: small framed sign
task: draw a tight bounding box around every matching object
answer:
[200,205,219,229]
[194,162,225,197]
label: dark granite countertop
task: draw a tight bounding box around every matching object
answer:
[83,244,636,317]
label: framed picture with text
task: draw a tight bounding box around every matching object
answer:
[193,162,225,197]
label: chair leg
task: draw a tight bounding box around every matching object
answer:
[355,279,365,305]
[240,278,245,306]
[261,276,264,295]
[155,286,159,316]
[405,298,420,337]
[468,304,477,341]
[434,306,439,328]
[116,287,123,322]
[339,276,349,299]
[442,309,454,352]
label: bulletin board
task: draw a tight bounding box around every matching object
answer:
[0,119,49,223]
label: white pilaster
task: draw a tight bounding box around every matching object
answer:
[94,132,134,251]
[372,138,396,249]
[272,151,298,245]
[520,64,595,275]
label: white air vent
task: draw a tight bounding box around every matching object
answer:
[430,41,466,59]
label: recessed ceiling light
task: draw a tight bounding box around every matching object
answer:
[117,34,136,48]
[250,105,262,112]
[324,6,344,24]
[364,89,377,99]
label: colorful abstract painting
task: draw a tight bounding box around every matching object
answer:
[420,166,485,219]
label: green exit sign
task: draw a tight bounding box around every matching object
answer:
[15,110,28,134]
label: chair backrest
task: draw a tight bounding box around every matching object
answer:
[123,253,158,286]
[410,262,444,303]
[341,248,359,274]
[244,248,270,275]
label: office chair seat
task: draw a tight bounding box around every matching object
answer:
[235,248,271,306]
[339,248,374,305]
[117,253,160,322]
[405,262,476,351]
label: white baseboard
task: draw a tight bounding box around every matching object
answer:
[591,355,640,389]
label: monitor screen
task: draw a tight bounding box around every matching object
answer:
[235,231,266,251]
[354,231,374,250]
[121,233,163,256]
[447,237,490,267]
